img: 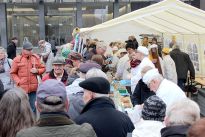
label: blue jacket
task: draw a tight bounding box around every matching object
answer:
[75,97,134,137]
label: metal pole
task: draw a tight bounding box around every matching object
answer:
[0,3,8,48]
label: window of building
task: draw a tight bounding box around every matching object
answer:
[82,3,113,28]
[187,43,199,71]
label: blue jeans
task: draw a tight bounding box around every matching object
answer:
[28,92,36,113]
[177,79,186,91]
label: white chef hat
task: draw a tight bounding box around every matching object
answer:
[137,46,149,56]
[143,68,160,85]
[148,44,158,51]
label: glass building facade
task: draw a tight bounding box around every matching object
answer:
[0,0,200,48]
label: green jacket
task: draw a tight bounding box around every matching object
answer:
[16,112,96,137]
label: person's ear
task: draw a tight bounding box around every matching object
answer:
[164,116,169,126]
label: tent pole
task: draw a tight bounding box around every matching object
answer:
[197,34,203,75]
[161,33,164,48]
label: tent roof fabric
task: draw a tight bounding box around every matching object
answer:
[81,0,205,35]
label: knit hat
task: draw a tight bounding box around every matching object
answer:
[79,77,110,94]
[62,48,71,59]
[23,42,33,50]
[142,95,166,122]
[37,79,67,105]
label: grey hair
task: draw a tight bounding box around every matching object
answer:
[85,68,108,79]
[166,98,200,126]
[0,47,8,58]
[94,93,109,98]
[37,96,68,113]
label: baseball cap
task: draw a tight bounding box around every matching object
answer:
[37,79,67,105]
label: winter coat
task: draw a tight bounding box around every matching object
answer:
[10,53,46,93]
[156,79,186,108]
[0,58,14,90]
[75,97,135,137]
[133,120,165,137]
[170,49,195,80]
[163,55,177,84]
[161,125,190,137]
[7,42,16,59]
[131,79,155,105]
[16,112,97,137]
[42,69,68,85]
[40,42,54,72]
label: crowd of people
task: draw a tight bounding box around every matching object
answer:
[0,35,203,137]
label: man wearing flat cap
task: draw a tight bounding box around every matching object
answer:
[42,55,68,85]
[75,77,134,137]
[10,42,46,112]
[16,79,97,137]
[66,61,101,120]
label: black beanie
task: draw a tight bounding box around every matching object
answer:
[142,95,166,122]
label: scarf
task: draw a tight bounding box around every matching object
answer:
[130,59,141,68]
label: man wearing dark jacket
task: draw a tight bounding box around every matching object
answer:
[170,45,195,90]
[16,79,96,137]
[161,98,200,137]
[7,37,18,59]
[75,77,134,137]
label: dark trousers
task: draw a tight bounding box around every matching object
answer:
[177,79,186,91]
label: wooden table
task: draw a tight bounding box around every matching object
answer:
[195,77,205,88]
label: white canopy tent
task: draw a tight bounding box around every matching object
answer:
[80,0,205,76]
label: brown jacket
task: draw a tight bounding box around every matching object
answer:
[10,53,46,93]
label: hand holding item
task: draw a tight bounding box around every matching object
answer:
[30,68,38,74]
